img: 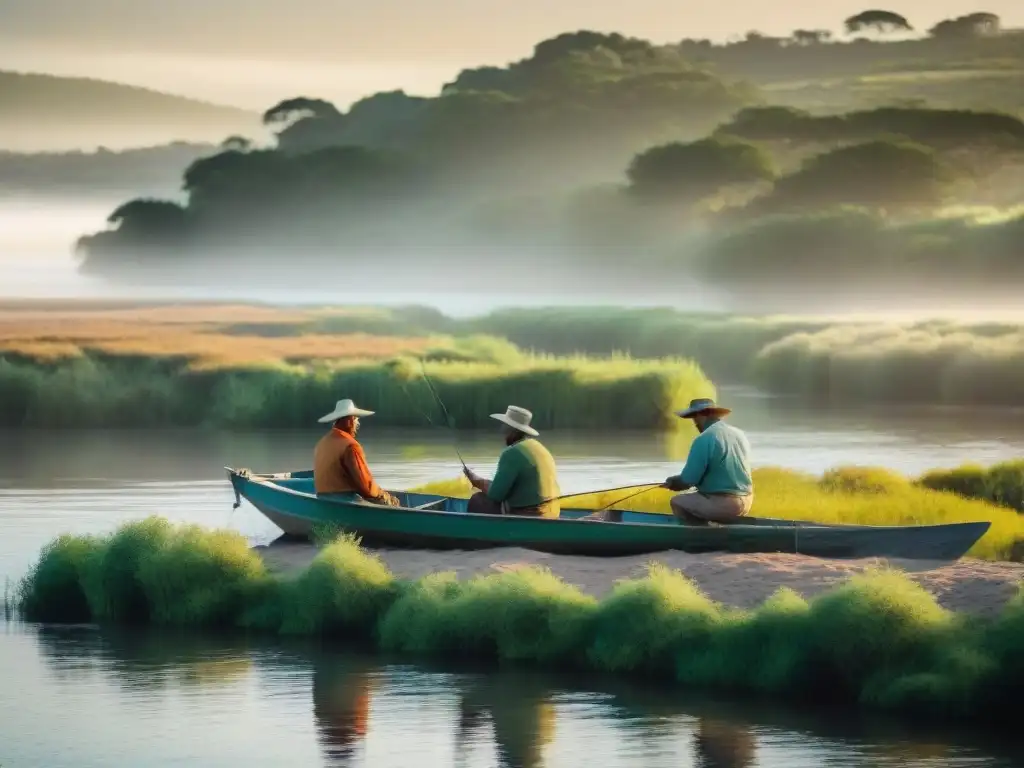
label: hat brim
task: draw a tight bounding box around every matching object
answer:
[489,413,539,437]
[675,406,731,419]
[318,408,374,423]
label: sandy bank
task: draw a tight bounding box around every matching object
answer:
[257,541,1024,618]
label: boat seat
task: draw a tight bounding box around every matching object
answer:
[412,499,447,511]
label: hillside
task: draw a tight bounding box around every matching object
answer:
[0,71,260,151]
[684,29,1024,115]
[0,142,218,197]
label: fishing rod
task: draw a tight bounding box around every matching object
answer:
[418,359,469,471]
[541,482,664,507]
[589,485,663,516]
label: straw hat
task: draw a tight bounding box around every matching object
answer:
[317,398,374,423]
[675,398,732,419]
[489,405,539,437]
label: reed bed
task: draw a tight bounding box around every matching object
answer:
[751,323,1024,405]
[0,304,434,368]
[4,301,1024,407]
[13,520,1024,728]
[919,460,1024,513]
[0,352,713,430]
[414,465,1024,562]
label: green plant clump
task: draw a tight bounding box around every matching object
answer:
[13,518,1024,728]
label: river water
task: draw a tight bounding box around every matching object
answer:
[2,394,1024,767]
[3,622,1024,768]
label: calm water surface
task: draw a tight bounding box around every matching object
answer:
[3,391,1024,584]
[2,396,1024,767]
[2,622,1022,768]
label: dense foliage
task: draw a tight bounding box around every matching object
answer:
[59,20,1024,295]
[12,520,1024,728]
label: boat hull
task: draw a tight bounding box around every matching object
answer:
[227,469,991,561]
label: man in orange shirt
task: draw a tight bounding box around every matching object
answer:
[313,399,399,506]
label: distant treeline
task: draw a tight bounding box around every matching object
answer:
[0,142,216,195]
[61,23,1024,295]
[221,306,1024,408]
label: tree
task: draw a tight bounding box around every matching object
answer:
[76,198,188,264]
[106,199,187,235]
[844,10,913,35]
[760,140,953,213]
[530,31,654,66]
[929,13,1001,40]
[262,97,342,127]
[220,135,252,151]
[441,66,516,95]
[791,29,832,45]
[626,137,776,203]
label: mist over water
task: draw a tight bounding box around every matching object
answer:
[0,198,732,314]
[2,197,1022,321]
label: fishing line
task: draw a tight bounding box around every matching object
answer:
[591,485,662,515]
[539,482,664,507]
[418,358,469,471]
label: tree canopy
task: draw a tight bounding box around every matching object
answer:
[929,13,1001,40]
[627,138,776,202]
[258,30,756,166]
[843,10,913,35]
[758,140,954,213]
[718,106,1024,148]
[71,25,1024,290]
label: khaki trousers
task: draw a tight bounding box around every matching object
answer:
[671,492,753,525]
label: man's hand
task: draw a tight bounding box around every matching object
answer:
[662,475,686,492]
[463,466,482,489]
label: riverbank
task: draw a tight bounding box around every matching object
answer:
[13,520,1024,728]
[257,539,1024,617]
[2,301,1024,411]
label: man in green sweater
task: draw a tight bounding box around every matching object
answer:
[464,405,561,518]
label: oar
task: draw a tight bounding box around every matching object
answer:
[418,358,469,471]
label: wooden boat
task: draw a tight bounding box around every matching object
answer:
[226,468,990,561]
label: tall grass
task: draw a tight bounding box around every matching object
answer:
[414,465,1024,561]
[0,351,714,430]
[328,306,1024,407]
[751,323,1024,405]
[13,519,1024,728]
[919,460,1024,513]
[5,302,1024,407]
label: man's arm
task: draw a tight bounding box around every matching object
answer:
[342,443,384,500]
[485,450,519,503]
[679,435,710,488]
[668,435,709,492]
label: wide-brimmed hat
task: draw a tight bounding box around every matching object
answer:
[675,397,732,419]
[318,398,374,423]
[489,405,539,437]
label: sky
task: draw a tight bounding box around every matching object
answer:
[1,1,1021,108]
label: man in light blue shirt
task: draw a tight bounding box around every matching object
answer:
[664,398,753,525]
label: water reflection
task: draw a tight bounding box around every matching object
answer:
[312,654,376,766]
[13,625,1024,768]
[35,625,255,692]
[455,671,556,768]
[694,719,756,768]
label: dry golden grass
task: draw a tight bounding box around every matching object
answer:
[0,301,433,368]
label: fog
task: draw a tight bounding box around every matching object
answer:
[0,197,727,314]
[0,46,457,113]
[3,197,1024,321]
